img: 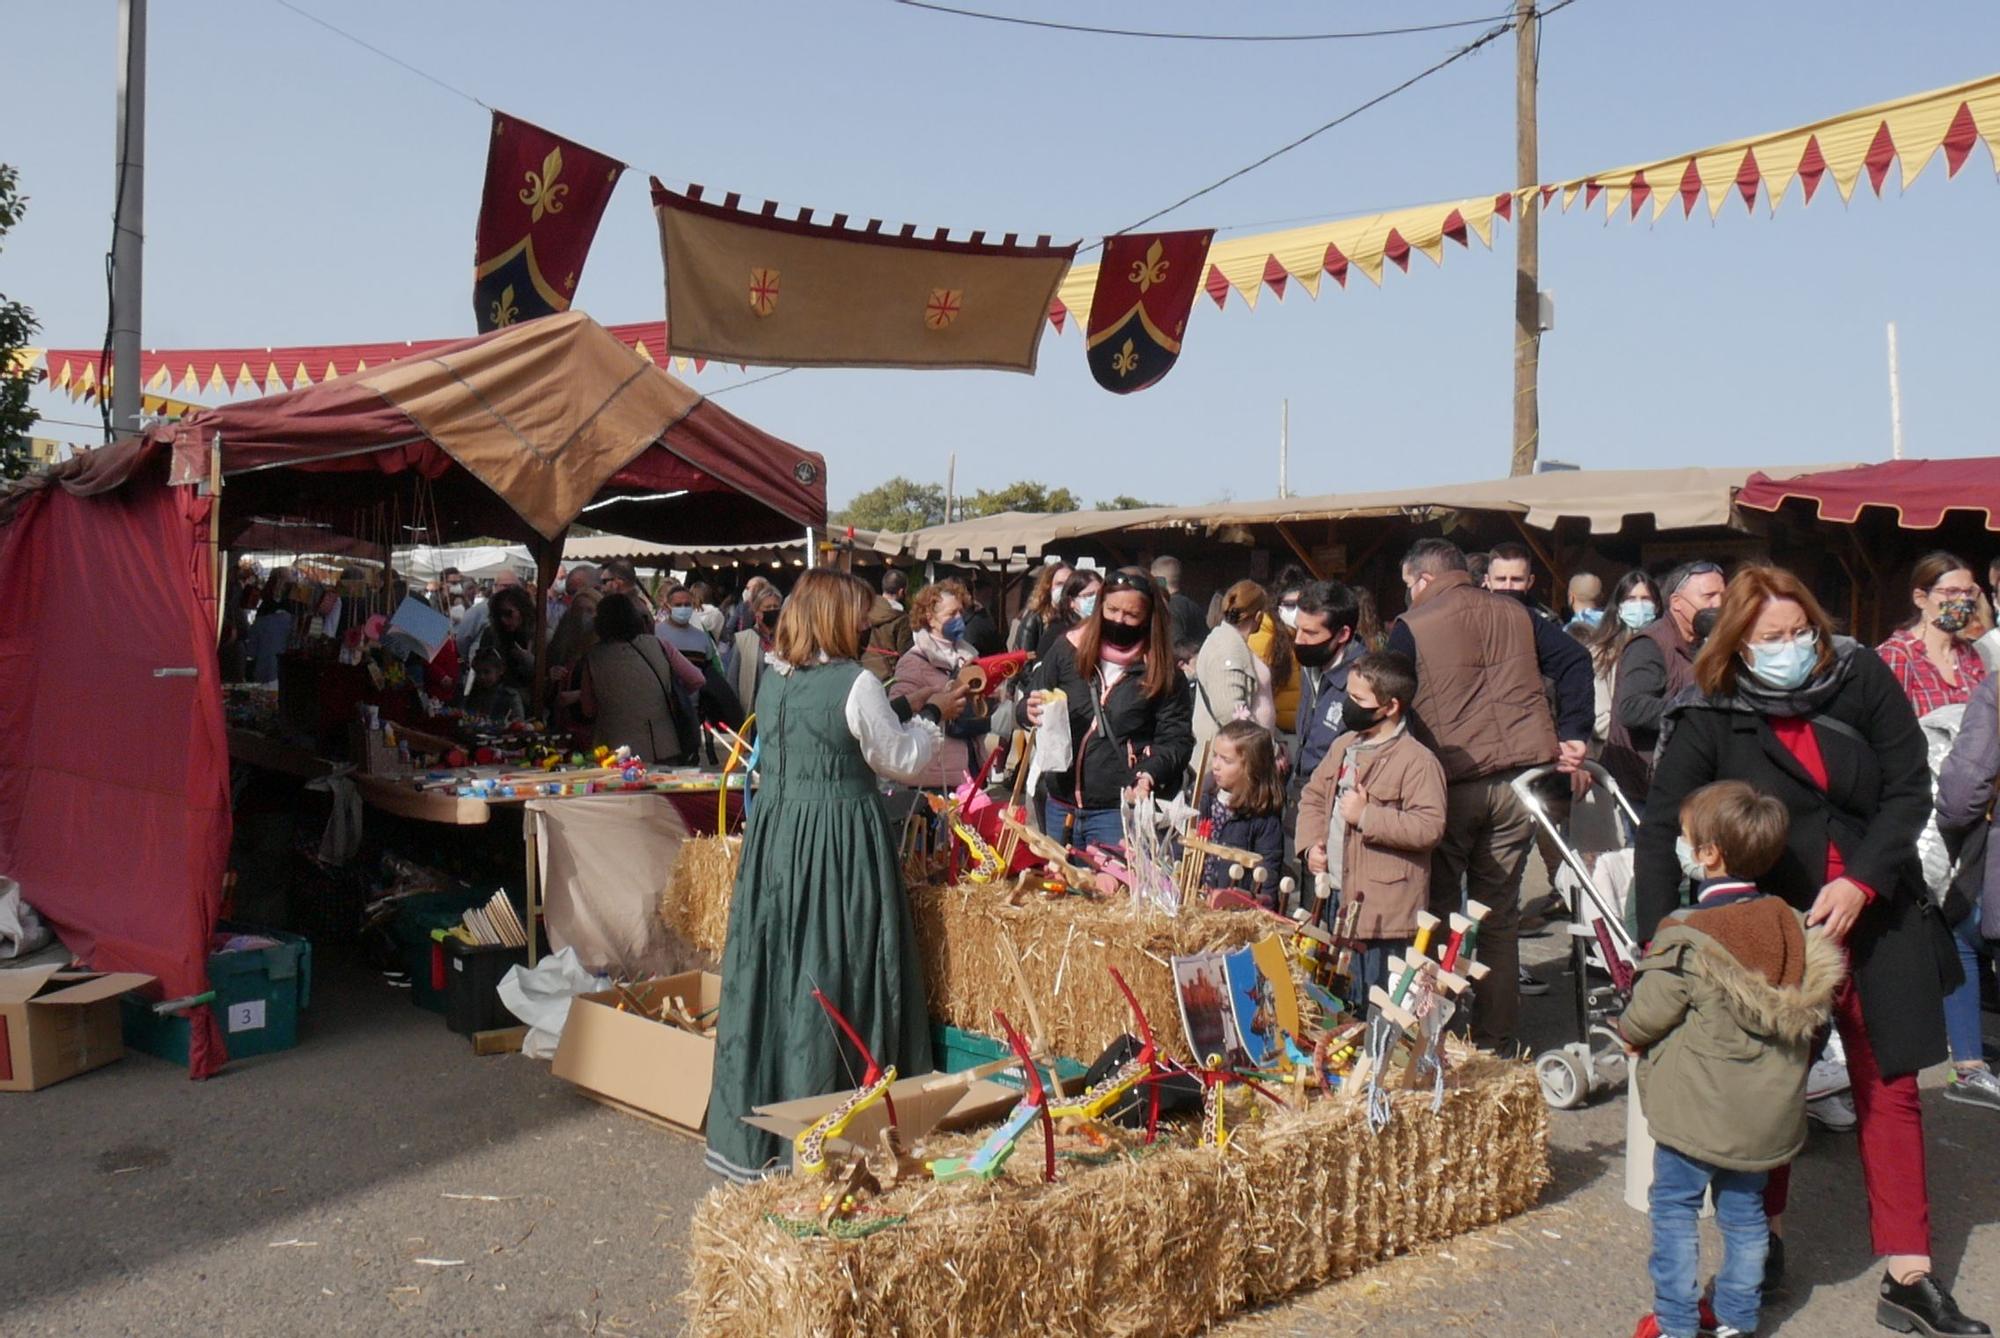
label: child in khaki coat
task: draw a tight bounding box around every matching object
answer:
[1295,651,1447,995]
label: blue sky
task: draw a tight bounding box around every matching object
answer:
[9,1,1999,508]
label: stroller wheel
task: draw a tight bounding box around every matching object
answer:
[1537,1047,1592,1110]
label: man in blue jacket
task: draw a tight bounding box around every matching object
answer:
[1289,580,1363,787]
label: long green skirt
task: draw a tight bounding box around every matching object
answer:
[703,660,933,1182]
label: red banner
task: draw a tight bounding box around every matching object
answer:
[473,112,624,332]
[1084,229,1213,393]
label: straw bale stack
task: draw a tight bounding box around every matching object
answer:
[683,1054,1548,1338]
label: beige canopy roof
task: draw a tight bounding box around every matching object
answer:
[871,465,1842,563]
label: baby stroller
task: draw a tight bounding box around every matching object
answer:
[1510,761,1645,1110]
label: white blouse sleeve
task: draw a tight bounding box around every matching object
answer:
[845,668,944,785]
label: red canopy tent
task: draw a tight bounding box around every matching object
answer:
[1737,458,2000,531]
[0,313,825,1078]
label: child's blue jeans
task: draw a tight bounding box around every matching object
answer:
[1649,1144,1768,1337]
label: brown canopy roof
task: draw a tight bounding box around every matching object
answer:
[3,312,826,547]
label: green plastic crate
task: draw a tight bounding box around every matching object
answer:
[385,890,494,1014]
[122,922,312,1064]
[930,1023,1087,1091]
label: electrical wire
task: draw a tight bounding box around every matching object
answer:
[267,0,489,109]
[890,0,1516,42]
[1100,16,1517,241]
[704,367,798,397]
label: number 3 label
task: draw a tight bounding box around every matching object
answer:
[227,1000,267,1033]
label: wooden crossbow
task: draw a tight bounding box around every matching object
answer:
[794,989,899,1177]
[928,1007,1056,1184]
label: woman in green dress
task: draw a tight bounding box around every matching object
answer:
[705,569,969,1182]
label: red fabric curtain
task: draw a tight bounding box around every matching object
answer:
[0,467,231,1076]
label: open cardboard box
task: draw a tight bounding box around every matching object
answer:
[0,964,157,1092]
[552,970,725,1133]
[552,969,1021,1143]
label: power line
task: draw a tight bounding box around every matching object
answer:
[705,367,798,398]
[267,0,488,109]
[1103,17,1519,240]
[891,0,1516,42]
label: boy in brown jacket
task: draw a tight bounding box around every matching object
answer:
[1620,781,1843,1338]
[1296,651,1448,995]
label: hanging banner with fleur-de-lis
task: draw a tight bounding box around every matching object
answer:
[472,112,625,332]
[651,178,1077,372]
[1084,229,1214,393]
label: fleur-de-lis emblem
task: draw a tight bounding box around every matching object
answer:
[1111,338,1139,377]
[1129,239,1169,293]
[519,146,569,224]
[489,284,519,327]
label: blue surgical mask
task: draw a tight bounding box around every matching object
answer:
[1574,607,1604,629]
[1074,594,1098,619]
[1742,632,1818,690]
[668,606,694,626]
[1618,599,1657,630]
[941,615,966,642]
[1674,836,1706,882]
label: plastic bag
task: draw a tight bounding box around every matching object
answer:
[0,876,52,960]
[1024,690,1071,806]
[496,946,610,1059]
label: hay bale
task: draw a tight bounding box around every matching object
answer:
[661,834,738,958]
[909,884,1271,1064]
[683,1056,1549,1338]
[660,868,1279,1063]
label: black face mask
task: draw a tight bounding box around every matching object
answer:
[759,609,780,630]
[1293,637,1339,669]
[1340,697,1383,732]
[1099,618,1148,649]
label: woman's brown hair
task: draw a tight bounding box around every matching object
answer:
[1692,565,1838,698]
[908,578,969,638]
[1221,578,1294,692]
[773,569,871,666]
[1074,566,1178,699]
[1216,719,1285,816]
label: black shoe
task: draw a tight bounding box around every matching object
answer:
[1762,1234,1785,1297]
[1518,965,1552,997]
[1877,1272,1992,1335]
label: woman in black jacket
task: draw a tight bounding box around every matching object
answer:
[1635,565,1982,1337]
[1025,566,1193,851]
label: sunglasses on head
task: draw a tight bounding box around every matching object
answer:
[1101,568,1154,595]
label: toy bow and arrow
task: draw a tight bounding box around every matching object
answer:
[794,987,900,1176]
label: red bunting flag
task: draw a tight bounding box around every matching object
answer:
[473,112,625,332]
[1084,229,1213,394]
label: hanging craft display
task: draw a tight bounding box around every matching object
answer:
[472,112,625,332]
[1083,229,1213,394]
[651,178,1078,373]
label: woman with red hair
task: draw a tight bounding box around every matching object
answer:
[1634,566,1983,1336]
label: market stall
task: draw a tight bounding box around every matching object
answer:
[0,310,825,1077]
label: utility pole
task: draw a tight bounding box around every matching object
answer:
[1886,321,1905,460]
[1278,398,1289,498]
[944,451,956,525]
[1508,0,1539,477]
[110,0,147,440]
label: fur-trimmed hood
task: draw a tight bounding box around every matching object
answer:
[1652,905,1845,1045]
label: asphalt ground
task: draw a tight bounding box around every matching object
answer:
[4,911,1995,1337]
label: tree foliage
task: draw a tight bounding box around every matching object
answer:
[0,164,41,479]
[962,480,1080,518]
[833,475,948,530]
[1095,495,1163,511]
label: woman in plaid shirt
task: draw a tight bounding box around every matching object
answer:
[1876,552,1988,717]
[1877,550,2000,1116]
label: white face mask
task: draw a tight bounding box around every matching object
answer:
[1675,836,1707,882]
[1277,604,1300,630]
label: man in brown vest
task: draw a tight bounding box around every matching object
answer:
[1386,538,1594,1049]
[1604,560,1726,800]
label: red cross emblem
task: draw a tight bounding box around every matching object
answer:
[924,288,963,330]
[749,268,781,317]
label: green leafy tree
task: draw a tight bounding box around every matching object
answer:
[1095,495,1163,511]
[962,480,1081,518]
[0,165,41,479]
[834,476,948,530]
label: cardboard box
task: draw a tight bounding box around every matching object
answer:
[553,971,724,1133]
[0,965,156,1092]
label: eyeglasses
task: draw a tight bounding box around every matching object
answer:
[1747,627,1818,648]
[1101,568,1155,595]
[1929,585,1980,601]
